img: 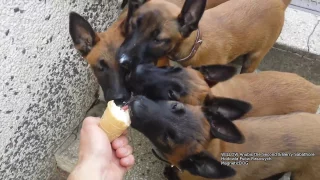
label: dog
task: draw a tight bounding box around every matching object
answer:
[68,0,230,103]
[128,95,320,180]
[127,64,320,118]
[116,0,291,73]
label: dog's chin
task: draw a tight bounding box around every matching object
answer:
[128,99,147,130]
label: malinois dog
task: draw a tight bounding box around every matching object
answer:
[117,0,291,73]
[128,96,320,179]
[127,64,320,118]
[68,0,230,104]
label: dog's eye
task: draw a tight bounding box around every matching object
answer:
[98,59,109,71]
[136,15,143,27]
[153,38,162,44]
[153,38,170,44]
[171,102,185,113]
[168,90,177,100]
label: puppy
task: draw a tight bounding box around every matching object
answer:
[117,0,291,73]
[68,0,230,103]
[128,95,320,180]
[127,64,320,118]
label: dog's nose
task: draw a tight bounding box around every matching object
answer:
[105,90,130,106]
[119,54,131,69]
[135,64,146,76]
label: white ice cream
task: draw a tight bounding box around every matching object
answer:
[109,100,131,126]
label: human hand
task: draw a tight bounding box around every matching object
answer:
[68,117,135,180]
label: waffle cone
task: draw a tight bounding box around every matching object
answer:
[99,100,130,141]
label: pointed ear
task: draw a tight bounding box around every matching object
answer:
[204,96,252,120]
[69,12,100,56]
[121,0,128,9]
[177,0,206,37]
[179,151,236,179]
[193,65,237,87]
[122,0,149,35]
[202,109,245,143]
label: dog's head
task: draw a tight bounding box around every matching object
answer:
[127,64,237,105]
[116,0,206,69]
[69,12,131,104]
[129,95,251,178]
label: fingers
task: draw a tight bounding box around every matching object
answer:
[112,135,129,149]
[122,129,128,136]
[82,116,100,128]
[79,116,112,159]
[116,145,133,158]
[120,155,135,170]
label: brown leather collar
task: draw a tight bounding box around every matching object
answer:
[167,29,202,62]
[151,148,182,172]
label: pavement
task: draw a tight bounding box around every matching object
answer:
[53,4,320,180]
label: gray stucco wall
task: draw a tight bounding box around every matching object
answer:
[0,0,121,179]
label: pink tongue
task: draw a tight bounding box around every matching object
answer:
[122,105,129,111]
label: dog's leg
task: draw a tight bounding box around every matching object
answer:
[261,172,287,180]
[291,169,317,180]
[163,166,180,180]
[240,51,268,73]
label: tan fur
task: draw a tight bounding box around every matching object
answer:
[178,113,320,180]
[144,0,291,73]
[211,71,320,118]
[182,69,320,118]
[84,0,228,68]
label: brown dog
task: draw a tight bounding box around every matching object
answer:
[127,64,320,118]
[117,0,291,73]
[128,96,320,180]
[68,0,229,103]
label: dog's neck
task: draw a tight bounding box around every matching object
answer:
[168,30,202,62]
[168,30,201,63]
[206,138,229,158]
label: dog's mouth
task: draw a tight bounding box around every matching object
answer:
[114,99,127,106]
[127,95,150,128]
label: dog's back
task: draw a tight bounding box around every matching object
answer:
[178,113,320,180]
[211,71,320,118]
[189,0,291,71]
[229,113,320,180]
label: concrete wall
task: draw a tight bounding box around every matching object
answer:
[0,0,121,179]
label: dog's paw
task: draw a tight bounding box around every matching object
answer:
[163,165,180,180]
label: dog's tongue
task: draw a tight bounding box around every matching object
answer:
[122,105,129,111]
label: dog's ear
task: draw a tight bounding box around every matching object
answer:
[122,0,149,35]
[202,107,245,143]
[193,65,237,87]
[121,0,128,9]
[201,96,251,143]
[69,12,100,56]
[204,96,252,120]
[179,151,236,179]
[177,0,206,37]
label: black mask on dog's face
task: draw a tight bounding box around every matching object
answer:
[126,64,237,105]
[116,0,207,69]
[129,95,251,178]
[126,64,188,101]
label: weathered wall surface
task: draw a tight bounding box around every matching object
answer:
[0,0,121,179]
